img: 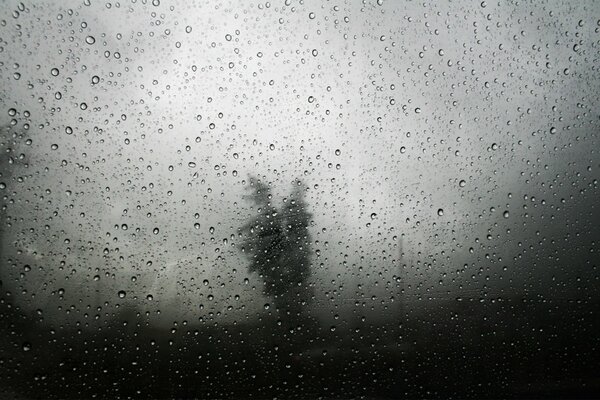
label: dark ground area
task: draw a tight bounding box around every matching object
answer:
[1,295,599,399]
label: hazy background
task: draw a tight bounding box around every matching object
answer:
[1,0,599,325]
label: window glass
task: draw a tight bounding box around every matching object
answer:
[1,0,599,398]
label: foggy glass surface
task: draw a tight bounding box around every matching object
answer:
[0,0,599,399]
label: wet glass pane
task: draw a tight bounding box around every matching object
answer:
[1,0,599,398]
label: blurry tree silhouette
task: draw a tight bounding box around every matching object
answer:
[240,176,313,321]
